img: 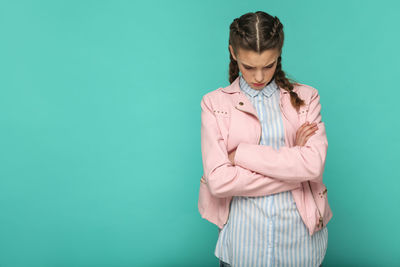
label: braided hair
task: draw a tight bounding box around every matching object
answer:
[228,11,305,110]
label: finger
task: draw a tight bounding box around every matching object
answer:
[306,123,318,131]
[297,125,312,141]
[304,131,317,143]
[302,122,317,130]
[303,126,319,142]
[296,137,305,146]
[302,123,318,132]
[297,136,306,146]
[302,133,314,145]
[301,121,310,127]
[303,125,318,137]
[298,125,317,142]
[296,128,308,144]
[297,124,315,138]
[297,122,310,133]
[296,123,317,146]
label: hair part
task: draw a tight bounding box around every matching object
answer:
[228,11,305,110]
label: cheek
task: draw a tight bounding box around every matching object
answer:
[268,65,277,74]
[266,67,277,78]
[239,68,250,78]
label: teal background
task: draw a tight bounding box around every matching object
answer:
[1,0,399,266]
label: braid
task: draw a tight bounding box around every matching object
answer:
[229,48,239,84]
[233,18,249,42]
[269,16,281,38]
[274,56,305,111]
[233,19,241,36]
[229,19,241,83]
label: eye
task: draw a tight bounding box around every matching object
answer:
[243,64,274,70]
[265,63,275,69]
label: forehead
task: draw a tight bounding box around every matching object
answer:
[237,48,280,66]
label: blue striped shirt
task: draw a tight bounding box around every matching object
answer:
[215,75,328,267]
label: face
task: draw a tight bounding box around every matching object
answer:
[229,45,280,90]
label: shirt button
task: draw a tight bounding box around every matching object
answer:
[239,102,244,105]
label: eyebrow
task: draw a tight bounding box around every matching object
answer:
[242,60,276,68]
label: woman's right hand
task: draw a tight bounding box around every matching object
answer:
[295,122,318,146]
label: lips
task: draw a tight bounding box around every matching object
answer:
[253,83,265,86]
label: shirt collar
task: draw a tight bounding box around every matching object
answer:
[239,75,278,98]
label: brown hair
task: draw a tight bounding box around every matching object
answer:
[228,11,305,110]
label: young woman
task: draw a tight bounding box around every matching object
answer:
[198,11,332,267]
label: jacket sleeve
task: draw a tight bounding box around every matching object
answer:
[201,93,301,198]
[233,88,328,183]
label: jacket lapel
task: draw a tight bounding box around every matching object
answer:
[221,75,298,147]
[221,75,290,120]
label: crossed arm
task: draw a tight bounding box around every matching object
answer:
[232,89,328,184]
[201,94,301,198]
[201,87,328,198]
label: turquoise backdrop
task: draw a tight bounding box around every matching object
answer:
[1,0,399,266]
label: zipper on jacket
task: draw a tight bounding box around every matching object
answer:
[279,90,323,230]
[307,180,323,228]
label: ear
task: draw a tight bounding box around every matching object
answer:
[229,45,237,61]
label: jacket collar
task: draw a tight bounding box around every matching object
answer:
[220,75,290,95]
[239,76,278,98]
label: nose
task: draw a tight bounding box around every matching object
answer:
[255,71,264,83]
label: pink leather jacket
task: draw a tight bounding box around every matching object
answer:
[198,76,333,236]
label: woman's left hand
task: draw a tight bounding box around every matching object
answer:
[228,149,236,164]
